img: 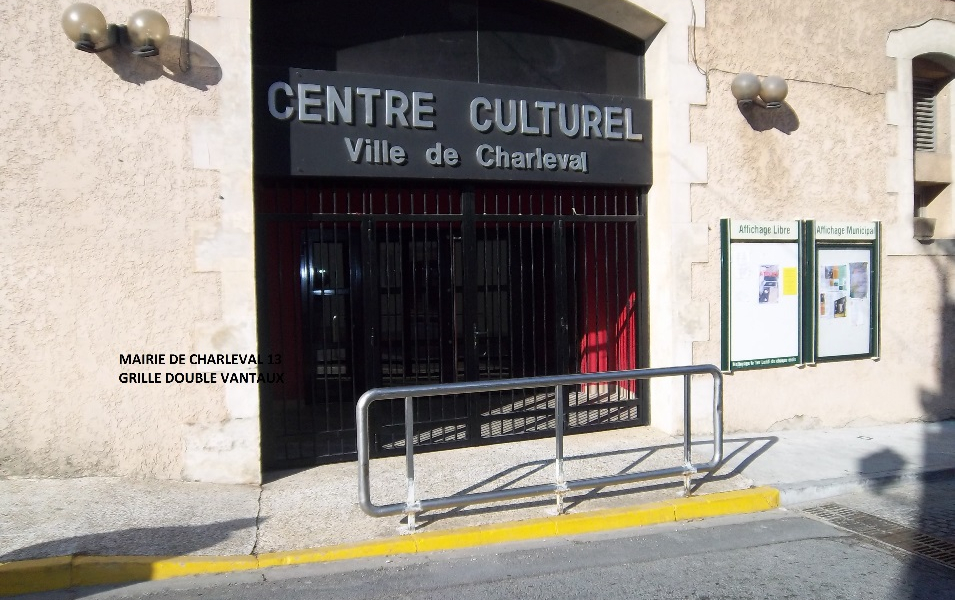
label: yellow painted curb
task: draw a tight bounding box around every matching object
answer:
[0,487,779,597]
[673,487,779,521]
[413,514,561,553]
[72,555,260,587]
[555,499,678,536]
[0,556,71,596]
[258,537,418,568]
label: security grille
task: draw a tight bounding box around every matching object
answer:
[256,180,648,469]
[914,77,938,152]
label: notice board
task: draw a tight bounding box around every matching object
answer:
[721,219,802,371]
[806,221,880,362]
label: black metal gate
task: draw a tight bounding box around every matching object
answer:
[256,181,648,469]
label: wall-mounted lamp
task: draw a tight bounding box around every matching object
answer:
[731,73,789,109]
[61,3,170,57]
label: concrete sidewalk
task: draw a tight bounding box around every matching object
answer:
[1,420,953,593]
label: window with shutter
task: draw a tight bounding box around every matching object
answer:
[913,77,938,152]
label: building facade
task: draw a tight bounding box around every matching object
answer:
[1,0,954,484]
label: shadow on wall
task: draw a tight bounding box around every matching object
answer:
[94,36,222,90]
[921,256,955,423]
[738,102,800,135]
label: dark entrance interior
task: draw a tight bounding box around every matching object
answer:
[257,182,647,468]
[252,0,651,470]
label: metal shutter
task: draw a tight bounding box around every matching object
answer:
[914,77,938,152]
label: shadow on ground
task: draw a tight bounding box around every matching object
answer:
[865,252,955,598]
[405,436,777,529]
[0,518,257,563]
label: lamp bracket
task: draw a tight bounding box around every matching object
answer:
[74,23,122,53]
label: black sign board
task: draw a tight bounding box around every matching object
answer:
[256,68,652,185]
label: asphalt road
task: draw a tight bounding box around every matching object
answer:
[23,480,955,600]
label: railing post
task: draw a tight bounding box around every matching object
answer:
[683,374,692,497]
[554,384,567,514]
[404,395,417,533]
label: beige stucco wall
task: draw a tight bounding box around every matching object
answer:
[4,0,955,483]
[0,0,258,483]
[687,0,955,432]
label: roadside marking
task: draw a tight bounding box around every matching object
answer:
[0,487,779,597]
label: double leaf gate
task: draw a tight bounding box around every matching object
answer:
[257,181,648,469]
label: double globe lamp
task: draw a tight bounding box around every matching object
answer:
[61,2,170,57]
[731,73,789,109]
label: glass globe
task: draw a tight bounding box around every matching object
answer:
[759,76,789,108]
[126,8,170,54]
[61,3,109,48]
[731,73,761,103]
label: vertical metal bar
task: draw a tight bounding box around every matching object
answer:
[492,193,505,382]
[622,193,634,376]
[553,217,569,434]
[528,191,539,379]
[590,197,600,424]
[538,192,548,377]
[568,193,579,429]
[288,184,301,453]
[344,220,355,456]
[356,392,373,515]
[683,373,692,497]
[336,193,348,449]
[517,192,526,383]
[636,190,650,422]
[404,395,417,532]
[401,226,414,384]
[435,192,446,431]
[590,198,599,370]
[602,191,612,394]
[300,185,313,455]
[361,214,381,454]
[290,184,304,459]
[712,369,724,468]
[354,221,364,454]
[323,186,334,454]
[401,191,415,453]
[462,190,480,439]
[453,201,466,432]
[384,216,394,387]
[410,193,420,387]
[613,192,622,404]
[479,210,494,435]
[332,190,344,452]
[422,198,434,387]
[507,191,517,409]
[554,211,568,378]
[481,218,490,379]
[318,194,330,457]
[476,191,490,432]
[554,383,566,514]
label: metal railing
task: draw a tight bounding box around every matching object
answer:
[357,365,723,532]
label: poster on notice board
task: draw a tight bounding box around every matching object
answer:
[721,220,802,371]
[816,248,873,357]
